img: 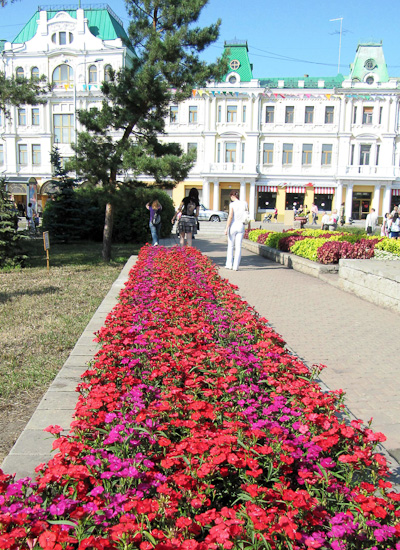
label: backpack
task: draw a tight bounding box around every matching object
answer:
[183,199,196,216]
[151,211,161,225]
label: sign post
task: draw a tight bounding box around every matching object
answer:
[43,231,50,272]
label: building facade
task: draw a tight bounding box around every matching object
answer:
[1,6,400,220]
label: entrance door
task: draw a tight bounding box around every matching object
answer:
[352,197,371,220]
[220,189,239,213]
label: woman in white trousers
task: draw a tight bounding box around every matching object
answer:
[224,190,249,271]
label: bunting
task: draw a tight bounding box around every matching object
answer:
[190,88,393,101]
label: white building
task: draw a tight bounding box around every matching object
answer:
[1,7,400,221]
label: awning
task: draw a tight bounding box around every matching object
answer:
[257,185,277,192]
[392,189,400,196]
[314,187,335,194]
[286,186,305,193]
[5,177,37,195]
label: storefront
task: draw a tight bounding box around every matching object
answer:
[352,192,372,220]
[257,185,277,214]
[313,187,334,211]
[285,186,306,211]
[391,189,400,212]
[5,177,38,215]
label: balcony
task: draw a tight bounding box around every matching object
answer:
[204,162,258,177]
[341,165,396,178]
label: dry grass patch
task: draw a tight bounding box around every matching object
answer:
[0,239,139,462]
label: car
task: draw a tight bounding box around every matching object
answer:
[198,204,228,222]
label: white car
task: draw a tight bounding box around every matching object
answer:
[197,204,228,222]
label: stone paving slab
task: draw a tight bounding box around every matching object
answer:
[1,256,137,480]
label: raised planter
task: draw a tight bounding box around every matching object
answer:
[242,239,338,279]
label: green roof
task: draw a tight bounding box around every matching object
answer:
[349,43,389,83]
[259,75,344,89]
[223,40,253,82]
[13,5,129,44]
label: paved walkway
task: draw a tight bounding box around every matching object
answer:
[2,234,399,485]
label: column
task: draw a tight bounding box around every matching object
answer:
[249,181,256,220]
[345,184,353,222]
[382,185,392,216]
[335,182,343,211]
[213,181,220,211]
[202,179,210,208]
[240,180,246,201]
[372,185,381,214]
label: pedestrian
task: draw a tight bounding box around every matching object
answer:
[365,208,378,235]
[381,213,390,237]
[273,207,278,223]
[339,202,345,226]
[172,187,199,247]
[146,198,162,246]
[390,212,400,239]
[321,211,330,231]
[224,190,249,271]
[311,203,318,225]
[328,209,339,231]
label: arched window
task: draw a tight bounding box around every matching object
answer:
[31,67,39,79]
[52,64,73,86]
[104,64,113,82]
[88,64,98,84]
[16,67,24,78]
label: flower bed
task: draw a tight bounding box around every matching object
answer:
[1,245,399,550]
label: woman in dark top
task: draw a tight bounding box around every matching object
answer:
[146,199,162,246]
[172,188,199,246]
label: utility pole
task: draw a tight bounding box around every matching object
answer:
[330,17,343,74]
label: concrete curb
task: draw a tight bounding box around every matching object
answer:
[1,256,138,480]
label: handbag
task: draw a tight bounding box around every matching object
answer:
[243,211,251,225]
[366,226,372,235]
[197,221,200,230]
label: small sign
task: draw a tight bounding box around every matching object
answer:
[43,231,50,251]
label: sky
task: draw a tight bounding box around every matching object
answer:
[1,0,400,78]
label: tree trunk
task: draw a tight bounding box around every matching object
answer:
[102,201,114,262]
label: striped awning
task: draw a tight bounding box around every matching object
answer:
[286,186,305,194]
[258,185,277,192]
[392,189,400,196]
[314,187,335,194]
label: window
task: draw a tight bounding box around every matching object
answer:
[242,105,246,123]
[379,107,383,125]
[302,144,313,165]
[217,143,221,162]
[0,144,3,165]
[321,144,332,165]
[353,106,357,124]
[376,144,380,166]
[104,64,113,82]
[263,143,274,164]
[32,144,41,166]
[53,114,74,144]
[325,106,334,124]
[32,108,39,126]
[241,143,245,163]
[88,65,98,83]
[227,105,237,122]
[363,107,373,125]
[189,106,197,123]
[16,67,24,78]
[31,67,39,79]
[18,108,26,126]
[360,144,371,165]
[187,142,197,160]
[225,142,236,162]
[305,106,314,124]
[285,106,294,123]
[218,105,221,122]
[170,105,178,123]
[265,106,274,123]
[59,32,67,45]
[18,144,27,166]
[282,143,293,165]
[52,32,73,45]
[52,64,73,86]
[350,144,355,165]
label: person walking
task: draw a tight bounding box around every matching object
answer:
[339,202,345,226]
[146,199,162,246]
[390,212,400,239]
[224,190,248,271]
[172,188,199,246]
[311,203,318,225]
[365,208,378,235]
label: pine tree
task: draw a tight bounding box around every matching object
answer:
[0,177,26,269]
[70,0,227,261]
[42,146,82,242]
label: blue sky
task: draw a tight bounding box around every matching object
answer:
[1,0,400,78]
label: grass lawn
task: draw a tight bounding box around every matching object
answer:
[0,238,141,462]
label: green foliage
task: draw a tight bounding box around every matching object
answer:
[42,147,83,242]
[290,238,334,261]
[375,238,400,256]
[265,231,299,249]
[0,71,50,117]
[0,177,26,269]
[248,229,269,242]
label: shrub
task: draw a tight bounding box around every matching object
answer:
[0,178,27,269]
[247,229,269,242]
[266,231,299,249]
[278,234,306,252]
[257,231,273,244]
[290,238,330,261]
[317,238,380,264]
[375,238,400,256]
